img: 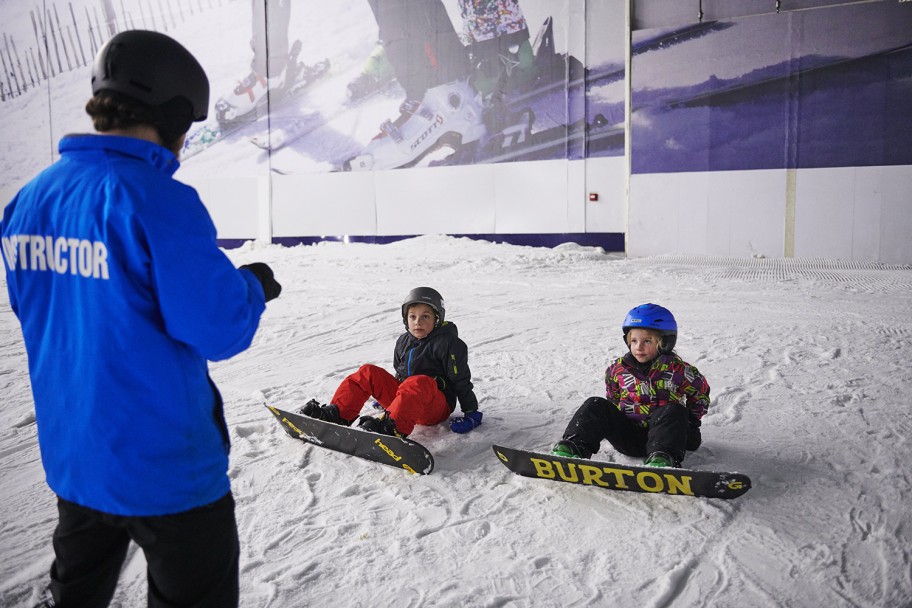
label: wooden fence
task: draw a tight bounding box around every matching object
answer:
[1,0,234,101]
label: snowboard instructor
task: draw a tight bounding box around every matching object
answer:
[1,30,281,607]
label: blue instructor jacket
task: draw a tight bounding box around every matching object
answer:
[1,134,267,516]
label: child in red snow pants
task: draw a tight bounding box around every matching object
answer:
[331,364,450,436]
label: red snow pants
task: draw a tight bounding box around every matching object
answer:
[331,364,450,435]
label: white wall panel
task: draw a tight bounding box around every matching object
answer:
[493,160,571,233]
[375,164,496,235]
[629,170,786,258]
[566,159,587,233]
[272,172,377,237]
[628,172,706,257]
[706,170,785,258]
[186,176,261,240]
[795,165,912,263]
[584,156,627,233]
[877,165,912,264]
[794,167,860,260]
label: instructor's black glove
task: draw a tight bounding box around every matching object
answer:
[241,262,282,302]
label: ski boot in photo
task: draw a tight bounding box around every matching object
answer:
[347,43,396,101]
[344,78,487,171]
[214,65,286,125]
[469,36,536,99]
[213,40,328,125]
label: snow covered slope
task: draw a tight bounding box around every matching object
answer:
[2,236,911,607]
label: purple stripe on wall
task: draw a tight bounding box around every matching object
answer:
[218,233,625,252]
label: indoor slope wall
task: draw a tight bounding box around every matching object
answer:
[626,1,912,262]
[1,1,910,261]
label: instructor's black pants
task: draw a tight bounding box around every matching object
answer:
[49,492,239,608]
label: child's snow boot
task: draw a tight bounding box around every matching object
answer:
[357,412,405,438]
[299,400,350,426]
[550,439,586,459]
[644,451,680,468]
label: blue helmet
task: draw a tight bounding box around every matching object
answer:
[622,303,677,353]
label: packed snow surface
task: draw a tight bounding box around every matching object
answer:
[2,235,911,607]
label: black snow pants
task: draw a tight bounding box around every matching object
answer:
[561,396,700,464]
[47,492,239,607]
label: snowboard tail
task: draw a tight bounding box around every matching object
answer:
[493,444,750,499]
[267,405,434,475]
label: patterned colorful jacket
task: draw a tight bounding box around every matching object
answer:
[605,352,710,427]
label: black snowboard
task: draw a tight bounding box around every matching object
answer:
[266,405,434,475]
[493,444,750,499]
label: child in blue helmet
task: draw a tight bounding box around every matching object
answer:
[551,304,710,468]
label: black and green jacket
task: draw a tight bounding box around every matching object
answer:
[393,321,478,414]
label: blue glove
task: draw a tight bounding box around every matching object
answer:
[450,410,483,434]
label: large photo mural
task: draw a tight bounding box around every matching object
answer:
[629,1,912,173]
[0,0,627,189]
[178,0,629,174]
[4,1,910,191]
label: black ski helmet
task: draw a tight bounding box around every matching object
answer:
[622,303,678,354]
[402,287,445,327]
[91,30,209,137]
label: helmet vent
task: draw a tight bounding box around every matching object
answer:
[128,79,153,93]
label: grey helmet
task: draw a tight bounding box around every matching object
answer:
[402,287,445,327]
[91,30,209,138]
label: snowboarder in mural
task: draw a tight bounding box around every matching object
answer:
[213,0,290,123]
[345,0,537,170]
[348,0,538,103]
[459,0,537,96]
[213,0,327,124]
[205,0,575,168]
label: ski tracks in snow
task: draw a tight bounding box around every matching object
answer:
[654,255,912,607]
[4,240,912,606]
[214,243,912,607]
